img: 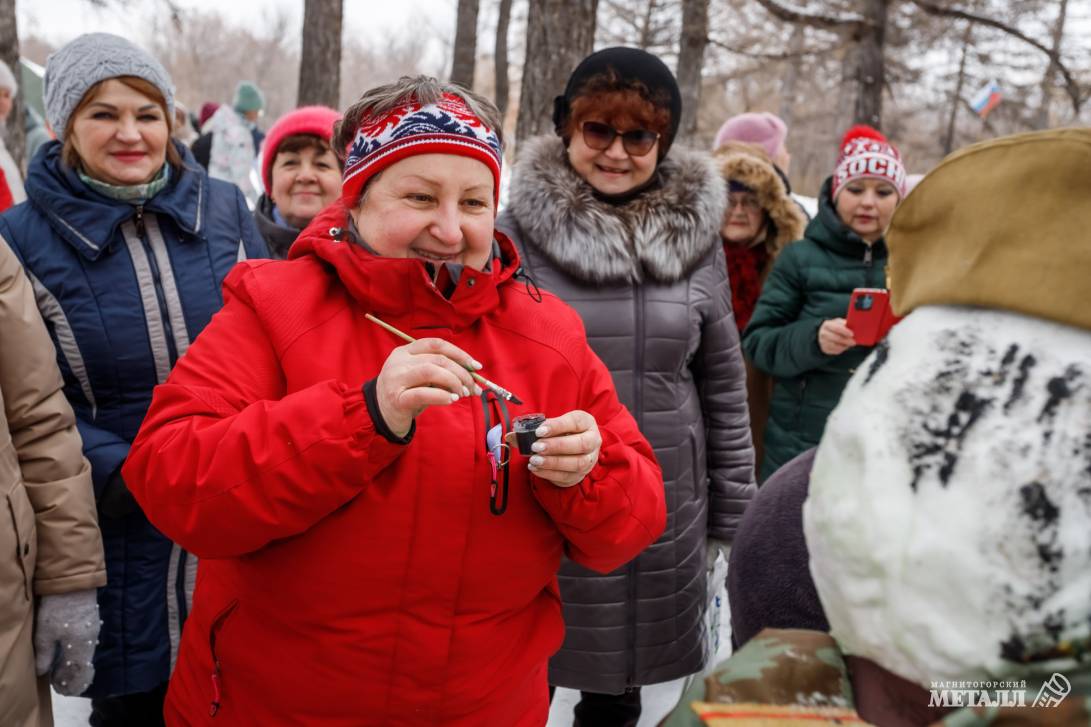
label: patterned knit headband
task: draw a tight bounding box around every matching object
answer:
[341,93,503,206]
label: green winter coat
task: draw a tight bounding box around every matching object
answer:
[742,177,887,481]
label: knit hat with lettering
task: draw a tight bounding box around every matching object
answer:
[831,124,907,201]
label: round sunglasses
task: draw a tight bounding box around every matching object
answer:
[580,121,660,157]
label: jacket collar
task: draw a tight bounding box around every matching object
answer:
[289,201,521,332]
[504,135,726,285]
[807,177,888,260]
[24,140,209,261]
[254,194,299,260]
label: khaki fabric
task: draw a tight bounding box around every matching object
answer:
[0,236,105,725]
[886,127,1091,331]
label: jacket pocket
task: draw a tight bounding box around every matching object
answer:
[208,599,239,718]
[3,442,37,600]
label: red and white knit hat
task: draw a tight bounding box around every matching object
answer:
[260,105,342,193]
[831,124,907,200]
[341,93,503,207]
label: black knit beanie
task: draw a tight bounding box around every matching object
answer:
[552,46,683,158]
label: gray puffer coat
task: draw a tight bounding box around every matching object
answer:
[498,135,756,693]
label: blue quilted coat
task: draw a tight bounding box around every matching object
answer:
[0,141,268,697]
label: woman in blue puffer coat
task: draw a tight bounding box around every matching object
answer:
[0,34,267,725]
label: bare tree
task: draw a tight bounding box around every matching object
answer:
[942,24,972,154]
[0,0,25,170]
[451,0,481,88]
[1034,0,1069,128]
[298,0,343,108]
[676,0,709,143]
[516,0,599,142]
[494,0,513,115]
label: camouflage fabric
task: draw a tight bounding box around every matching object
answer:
[659,629,858,727]
[659,629,1091,727]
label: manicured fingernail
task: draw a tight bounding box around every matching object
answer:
[462,386,470,397]
[536,425,549,436]
[470,359,483,370]
[530,455,544,466]
[450,393,460,402]
[531,442,546,453]
[474,384,483,396]
[527,463,537,471]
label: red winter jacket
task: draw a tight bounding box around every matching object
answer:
[123,203,666,726]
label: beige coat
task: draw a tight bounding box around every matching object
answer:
[0,236,105,727]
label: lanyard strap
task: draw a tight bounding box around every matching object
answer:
[481,391,511,515]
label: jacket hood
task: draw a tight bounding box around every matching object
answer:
[806,176,887,260]
[505,135,726,285]
[24,140,210,261]
[289,201,523,331]
[713,141,806,257]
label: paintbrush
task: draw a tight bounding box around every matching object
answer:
[364,313,524,405]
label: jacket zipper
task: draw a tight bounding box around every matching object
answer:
[208,600,239,717]
[863,245,873,267]
[135,206,179,364]
[627,284,646,687]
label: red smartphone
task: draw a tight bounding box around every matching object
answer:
[846,288,902,346]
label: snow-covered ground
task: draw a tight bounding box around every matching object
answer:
[53,582,730,726]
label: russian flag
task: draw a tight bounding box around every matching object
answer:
[970,80,1003,119]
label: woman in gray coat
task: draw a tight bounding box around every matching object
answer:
[498,47,756,725]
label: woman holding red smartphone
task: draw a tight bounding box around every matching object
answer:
[742,125,906,481]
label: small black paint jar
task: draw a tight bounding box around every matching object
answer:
[513,413,546,455]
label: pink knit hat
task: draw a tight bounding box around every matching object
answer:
[830,124,907,201]
[260,105,342,193]
[713,112,788,160]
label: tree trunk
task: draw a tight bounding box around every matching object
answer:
[494,0,513,115]
[0,0,26,172]
[853,0,888,128]
[778,24,806,131]
[516,0,599,143]
[298,0,343,108]
[638,0,658,49]
[675,0,709,144]
[451,0,480,89]
[1034,0,1068,129]
[942,23,971,155]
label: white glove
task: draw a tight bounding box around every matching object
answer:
[34,589,100,696]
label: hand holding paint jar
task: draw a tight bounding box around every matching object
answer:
[508,410,602,488]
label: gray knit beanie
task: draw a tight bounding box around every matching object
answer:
[44,33,174,141]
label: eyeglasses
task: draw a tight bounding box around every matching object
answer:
[727,193,762,213]
[580,121,660,157]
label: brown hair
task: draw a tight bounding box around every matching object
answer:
[274,133,341,169]
[62,76,182,171]
[564,69,672,149]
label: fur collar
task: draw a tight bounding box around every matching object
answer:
[713,141,807,257]
[505,135,726,284]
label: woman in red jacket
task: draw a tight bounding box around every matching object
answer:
[122,76,666,726]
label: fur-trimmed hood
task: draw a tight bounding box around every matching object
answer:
[713,141,806,257]
[504,135,726,285]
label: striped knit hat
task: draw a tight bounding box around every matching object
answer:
[341,93,502,206]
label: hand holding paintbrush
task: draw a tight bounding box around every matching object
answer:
[366,314,524,438]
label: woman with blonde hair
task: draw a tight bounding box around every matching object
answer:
[0,33,267,724]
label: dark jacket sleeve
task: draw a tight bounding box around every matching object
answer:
[191,133,211,170]
[742,244,829,379]
[235,186,271,260]
[694,246,756,541]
